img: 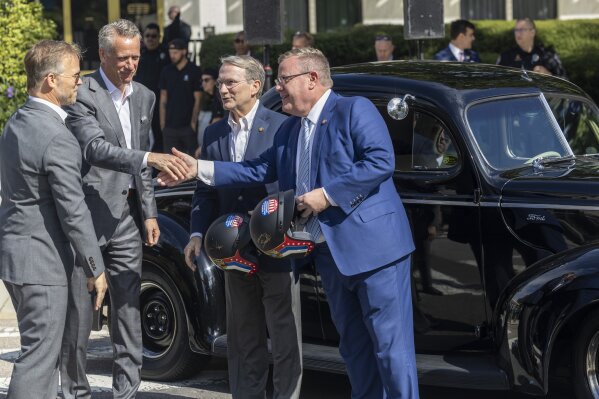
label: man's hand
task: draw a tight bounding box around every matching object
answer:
[144,218,160,246]
[87,272,108,311]
[157,147,198,186]
[296,188,330,218]
[184,236,202,271]
[147,152,189,182]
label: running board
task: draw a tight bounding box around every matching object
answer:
[212,336,509,390]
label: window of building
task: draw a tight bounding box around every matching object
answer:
[513,0,557,20]
[316,0,361,32]
[461,0,505,20]
[284,0,308,33]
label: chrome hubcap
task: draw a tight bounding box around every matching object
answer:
[586,330,599,398]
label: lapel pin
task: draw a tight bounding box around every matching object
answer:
[321,119,327,125]
[258,127,265,133]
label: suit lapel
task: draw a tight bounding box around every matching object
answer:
[288,117,301,190]
[311,92,337,188]
[129,86,141,150]
[88,71,127,148]
[218,123,231,162]
[244,106,270,160]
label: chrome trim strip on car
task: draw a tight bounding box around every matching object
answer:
[401,199,480,207]
[499,202,599,211]
[401,198,599,211]
[155,190,195,198]
[155,192,599,211]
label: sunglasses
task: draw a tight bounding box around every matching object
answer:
[145,34,158,38]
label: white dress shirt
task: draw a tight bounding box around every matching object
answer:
[449,43,464,62]
[99,68,149,187]
[229,100,260,162]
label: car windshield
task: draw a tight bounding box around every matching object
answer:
[545,95,599,155]
[467,95,573,170]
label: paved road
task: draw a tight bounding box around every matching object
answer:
[0,319,564,398]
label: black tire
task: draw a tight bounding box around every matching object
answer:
[574,309,599,399]
[140,265,206,381]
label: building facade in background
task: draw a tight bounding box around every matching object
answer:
[41,0,599,68]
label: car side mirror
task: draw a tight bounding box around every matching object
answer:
[387,94,415,120]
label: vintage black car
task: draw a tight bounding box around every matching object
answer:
[133,61,599,398]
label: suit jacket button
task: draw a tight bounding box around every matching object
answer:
[122,190,127,195]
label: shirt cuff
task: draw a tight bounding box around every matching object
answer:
[142,152,149,169]
[196,159,215,186]
[190,232,203,239]
[322,187,337,206]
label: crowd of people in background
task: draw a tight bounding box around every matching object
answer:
[132,13,566,160]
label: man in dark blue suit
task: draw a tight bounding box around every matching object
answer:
[434,19,481,63]
[160,47,419,398]
[184,55,302,399]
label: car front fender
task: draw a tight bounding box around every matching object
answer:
[494,244,599,395]
[143,212,226,354]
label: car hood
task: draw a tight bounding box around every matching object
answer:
[499,157,599,253]
[500,157,599,203]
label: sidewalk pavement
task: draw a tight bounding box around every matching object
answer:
[0,284,15,320]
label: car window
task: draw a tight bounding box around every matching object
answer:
[467,95,573,170]
[412,112,458,171]
[380,106,459,172]
[546,96,599,155]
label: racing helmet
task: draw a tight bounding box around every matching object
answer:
[249,189,315,259]
[204,213,258,275]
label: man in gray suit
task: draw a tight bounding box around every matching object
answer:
[0,40,107,399]
[59,20,186,399]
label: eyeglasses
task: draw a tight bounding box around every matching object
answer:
[274,71,311,86]
[234,38,245,43]
[216,79,246,89]
[513,28,533,33]
[145,33,158,38]
[54,72,81,81]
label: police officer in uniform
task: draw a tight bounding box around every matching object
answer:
[497,17,567,79]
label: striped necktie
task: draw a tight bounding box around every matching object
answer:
[297,117,321,240]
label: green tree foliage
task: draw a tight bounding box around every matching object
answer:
[0,0,56,133]
[200,20,599,103]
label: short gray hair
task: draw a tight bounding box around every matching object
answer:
[278,47,333,88]
[98,19,141,54]
[24,40,82,90]
[220,55,266,98]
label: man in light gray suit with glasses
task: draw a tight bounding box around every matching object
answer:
[59,19,190,399]
[0,40,107,399]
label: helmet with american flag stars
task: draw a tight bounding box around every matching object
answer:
[250,190,315,259]
[204,213,258,275]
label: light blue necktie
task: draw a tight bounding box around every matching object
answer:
[297,118,321,240]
